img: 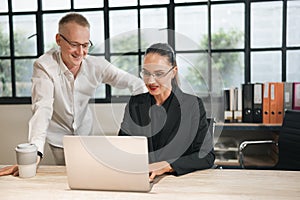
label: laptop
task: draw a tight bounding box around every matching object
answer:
[63,135,152,192]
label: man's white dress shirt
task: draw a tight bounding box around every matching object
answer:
[28,48,146,154]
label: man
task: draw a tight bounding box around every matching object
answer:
[0,12,146,176]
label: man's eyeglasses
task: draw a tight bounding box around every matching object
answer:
[140,67,175,80]
[59,34,93,49]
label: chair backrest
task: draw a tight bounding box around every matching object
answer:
[207,118,215,137]
[275,110,300,170]
[205,118,215,151]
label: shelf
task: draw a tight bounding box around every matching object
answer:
[215,159,239,167]
[214,147,238,152]
[216,123,281,131]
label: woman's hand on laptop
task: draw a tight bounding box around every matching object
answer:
[149,161,174,182]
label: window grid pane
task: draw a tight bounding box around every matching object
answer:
[212,52,244,89]
[0,0,8,12]
[251,51,281,83]
[110,55,139,96]
[15,59,34,97]
[0,59,12,97]
[175,5,208,51]
[287,0,300,47]
[109,0,137,7]
[140,0,169,5]
[12,0,37,12]
[287,50,300,82]
[0,16,10,56]
[42,0,70,11]
[13,15,37,56]
[109,10,138,53]
[74,0,103,9]
[251,2,283,48]
[211,3,244,49]
[140,8,168,51]
[177,53,209,96]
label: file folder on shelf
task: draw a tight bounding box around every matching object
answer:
[293,82,300,110]
[224,89,233,122]
[269,83,277,124]
[253,83,263,123]
[233,87,242,122]
[242,83,253,123]
[284,82,293,111]
[269,82,284,124]
[276,82,284,124]
[263,83,270,124]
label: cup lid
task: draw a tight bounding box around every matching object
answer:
[15,143,37,153]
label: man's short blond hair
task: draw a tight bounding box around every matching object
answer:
[58,13,90,32]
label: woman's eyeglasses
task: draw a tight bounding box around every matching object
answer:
[140,67,175,80]
[59,34,93,49]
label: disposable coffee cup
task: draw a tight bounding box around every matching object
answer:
[15,143,37,178]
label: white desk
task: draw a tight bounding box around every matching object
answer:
[0,165,299,200]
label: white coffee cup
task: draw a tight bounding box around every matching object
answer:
[15,143,37,178]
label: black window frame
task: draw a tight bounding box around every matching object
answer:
[0,0,299,104]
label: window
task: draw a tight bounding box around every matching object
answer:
[1,0,300,104]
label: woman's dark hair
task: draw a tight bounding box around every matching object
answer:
[145,43,176,67]
[144,43,179,86]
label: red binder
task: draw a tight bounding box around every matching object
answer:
[293,82,300,110]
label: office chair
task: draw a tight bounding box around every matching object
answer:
[206,117,218,169]
[239,110,300,170]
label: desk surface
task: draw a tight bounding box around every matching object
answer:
[0,165,299,200]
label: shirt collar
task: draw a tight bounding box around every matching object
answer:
[57,50,69,74]
[57,49,87,76]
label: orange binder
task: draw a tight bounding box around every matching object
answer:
[276,82,284,124]
[269,82,277,124]
[263,83,270,124]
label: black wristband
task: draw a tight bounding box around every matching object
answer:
[37,151,43,159]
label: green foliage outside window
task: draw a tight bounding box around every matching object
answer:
[0,26,35,97]
[186,28,243,93]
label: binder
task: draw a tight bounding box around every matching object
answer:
[233,87,242,122]
[276,82,284,124]
[229,87,235,112]
[293,82,300,110]
[242,83,253,123]
[269,83,277,123]
[269,82,284,124]
[253,83,263,123]
[224,89,233,122]
[284,82,293,111]
[263,82,270,124]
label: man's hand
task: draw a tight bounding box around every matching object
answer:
[0,156,41,177]
[0,165,19,176]
[149,161,174,182]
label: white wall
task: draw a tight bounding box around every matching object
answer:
[0,103,126,165]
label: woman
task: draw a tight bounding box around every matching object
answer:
[118,43,215,181]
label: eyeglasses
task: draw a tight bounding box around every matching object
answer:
[140,67,175,80]
[59,34,93,49]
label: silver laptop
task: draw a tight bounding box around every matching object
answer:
[63,135,152,192]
